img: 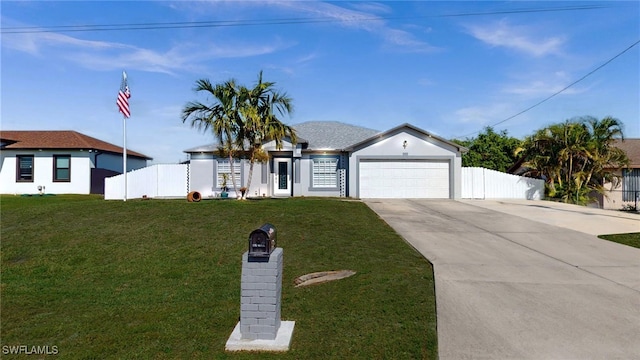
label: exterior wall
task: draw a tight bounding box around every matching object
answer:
[293,153,343,197]
[348,129,462,199]
[95,152,147,173]
[187,155,270,198]
[599,169,640,210]
[189,155,216,198]
[245,160,269,198]
[0,150,92,194]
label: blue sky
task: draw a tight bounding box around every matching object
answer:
[2,1,638,164]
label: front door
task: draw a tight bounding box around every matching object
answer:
[273,158,291,196]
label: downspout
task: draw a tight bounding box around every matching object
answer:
[93,150,103,169]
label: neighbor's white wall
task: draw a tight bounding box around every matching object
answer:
[0,150,92,194]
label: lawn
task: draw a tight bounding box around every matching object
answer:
[1,195,437,359]
[598,232,640,249]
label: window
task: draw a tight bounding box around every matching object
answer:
[312,158,338,188]
[622,169,640,201]
[16,155,34,182]
[217,159,241,188]
[53,155,71,182]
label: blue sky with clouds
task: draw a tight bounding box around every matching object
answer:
[2,1,638,164]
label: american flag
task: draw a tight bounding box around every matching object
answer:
[117,71,131,118]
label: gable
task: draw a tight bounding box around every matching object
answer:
[346,123,467,155]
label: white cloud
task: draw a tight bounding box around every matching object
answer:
[465,20,565,57]
[454,103,515,125]
[2,31,126,55]
[261,1,440,53]
[3,28,292,74]
[502,71,589,97]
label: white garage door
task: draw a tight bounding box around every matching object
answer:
[359,160,450,198]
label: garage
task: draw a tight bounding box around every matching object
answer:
[359,159,450,198]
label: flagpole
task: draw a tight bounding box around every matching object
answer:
[117,70,131,202]
[123,115,127,201]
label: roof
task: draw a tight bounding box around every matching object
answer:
[184,135,309,154]
[183,121,377,153]
[292,121,379,150]
[345,123,469,153]
[614,138,640,167]
[0,130,151,159]
[182,121,466,154]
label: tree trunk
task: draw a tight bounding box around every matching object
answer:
[228,151,239,199]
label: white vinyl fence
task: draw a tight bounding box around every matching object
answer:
[105,164,188,200]
[462,167,544,200]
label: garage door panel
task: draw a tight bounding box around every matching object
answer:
[359,160,450,198]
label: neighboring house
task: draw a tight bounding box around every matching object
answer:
[0,130,151,195]
[599,138,640,209]
[185,121,468,199]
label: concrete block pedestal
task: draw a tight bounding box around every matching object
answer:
[225,248,294,352]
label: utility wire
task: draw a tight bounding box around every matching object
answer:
[454,39,640,140]
[1,4,611,34]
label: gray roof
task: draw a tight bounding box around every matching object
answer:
[183,143,220,153]
[184,121,380,153]
[292,121,379,150]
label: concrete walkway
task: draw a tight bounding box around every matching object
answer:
[365,199,640,360]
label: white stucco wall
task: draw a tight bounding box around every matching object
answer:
[0,150,92,194]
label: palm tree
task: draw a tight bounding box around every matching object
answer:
[518,116,628,205]
[182,79,241,197]
[237,71,296,198]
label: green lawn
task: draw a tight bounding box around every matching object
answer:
[598,232,640,249]
[1,195,437,359]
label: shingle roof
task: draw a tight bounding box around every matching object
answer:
[614,138,640,167]
[292,121,379,150]
[0,130,151,159]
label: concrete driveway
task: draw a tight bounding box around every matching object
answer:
[365,199,640,360]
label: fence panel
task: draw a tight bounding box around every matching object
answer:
[462,167,544,200]
[104,164,188,200]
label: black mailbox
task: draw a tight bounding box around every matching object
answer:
[248,223,277,258]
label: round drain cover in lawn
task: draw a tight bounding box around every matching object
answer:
[294,270,356,287]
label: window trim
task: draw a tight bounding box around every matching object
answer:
[216,159,242,189]
[53,154,71,182]
[309,156,339,191]
[16,155,34,182]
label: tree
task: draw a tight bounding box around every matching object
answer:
[516,116,629,205]
[182,72,296,199]
[181,79,242,197]
[237,72,296,198]
[452,127,521,172]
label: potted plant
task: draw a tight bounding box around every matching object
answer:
[220,173,229,198]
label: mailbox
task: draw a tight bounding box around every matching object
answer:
[248,223,277,258]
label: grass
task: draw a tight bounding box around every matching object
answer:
[598,232,640,249]
[1,195,437,359]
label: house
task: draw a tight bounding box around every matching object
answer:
[599,138,640,209]
[0,130,151,195]
[185,121,468,199]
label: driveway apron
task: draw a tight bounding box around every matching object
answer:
[365,199,640,360]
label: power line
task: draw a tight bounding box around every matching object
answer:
[454,39,640,140]
[1,4,611,34]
